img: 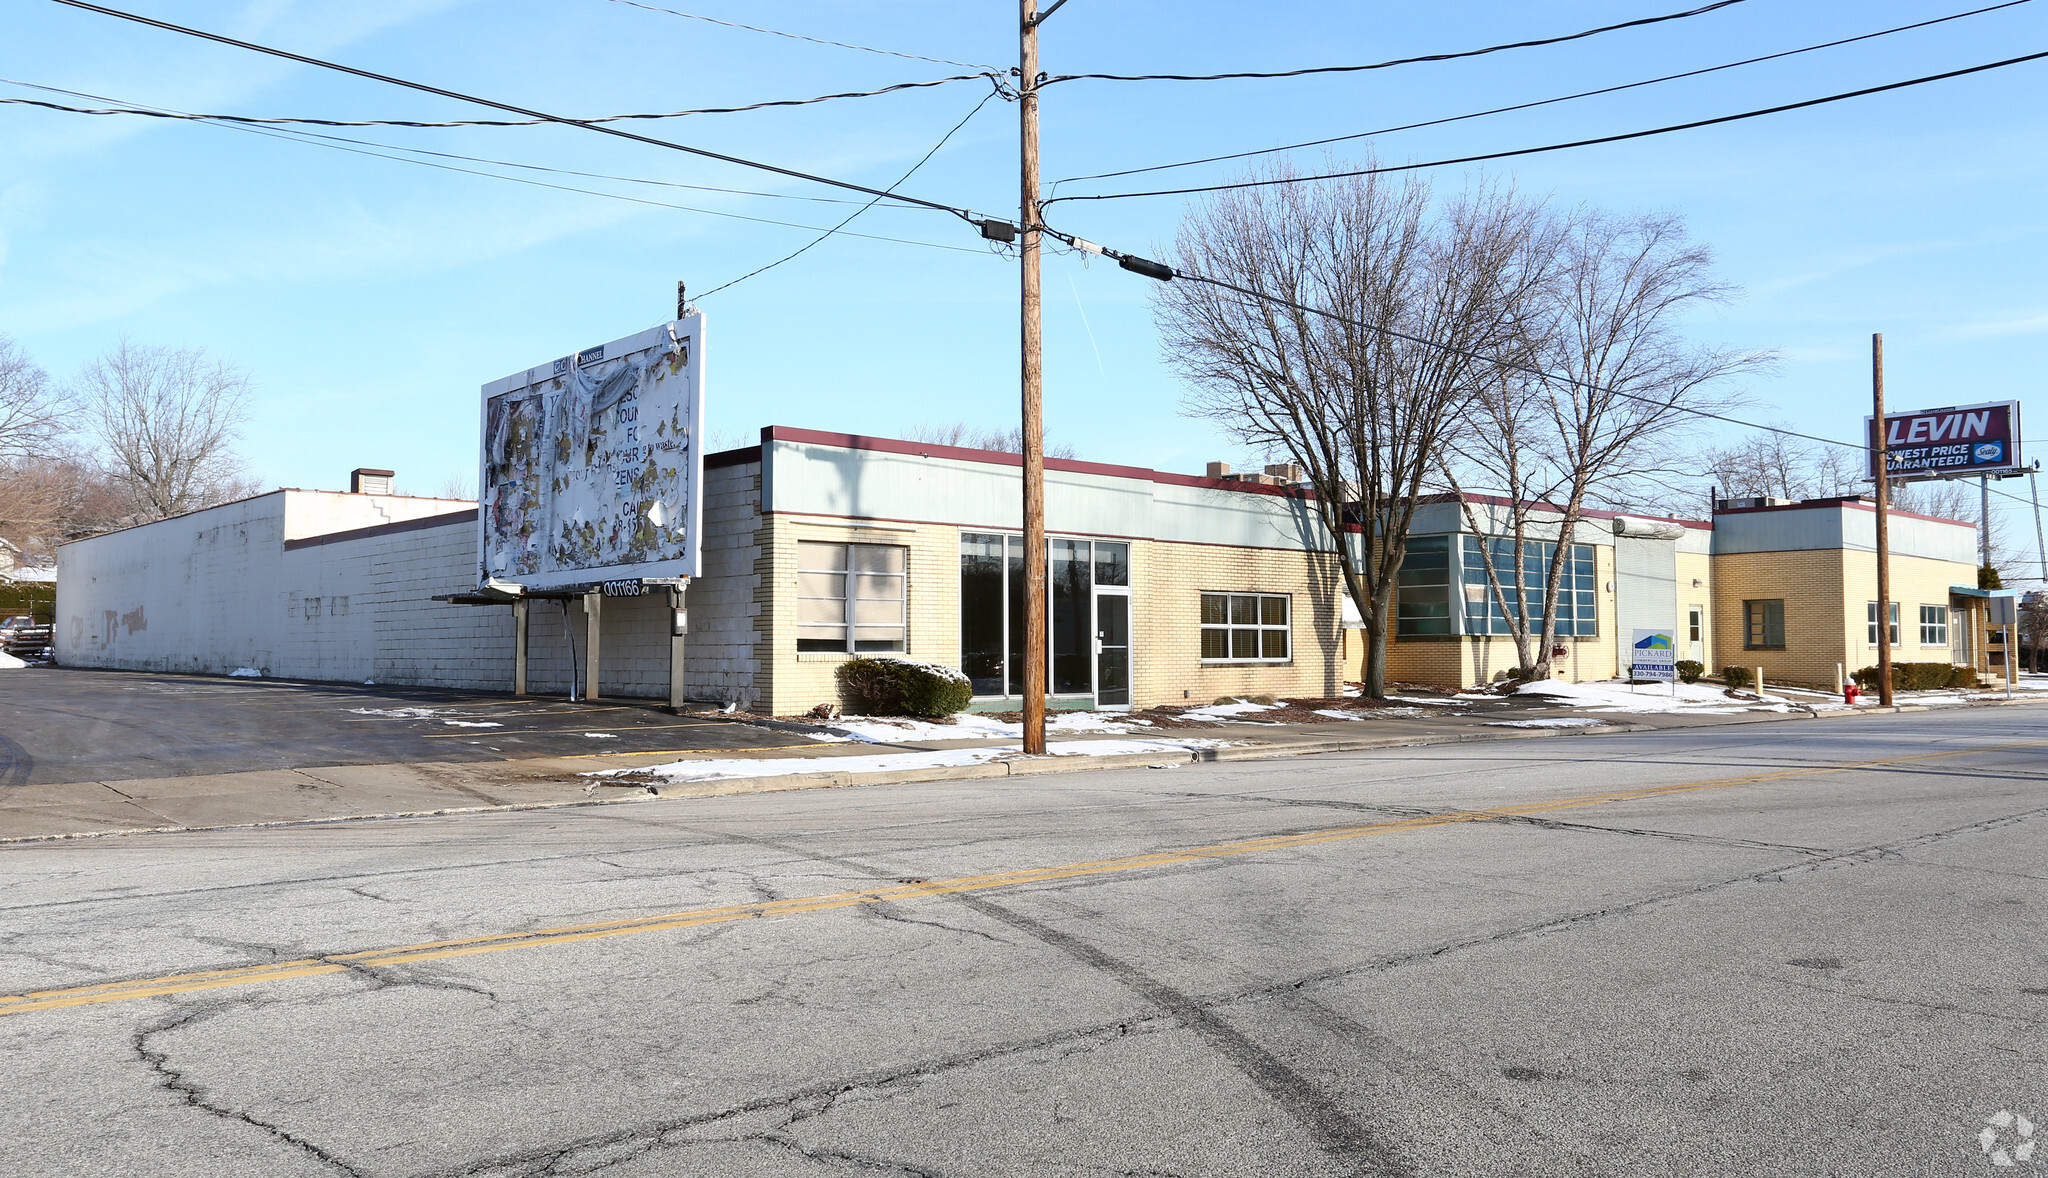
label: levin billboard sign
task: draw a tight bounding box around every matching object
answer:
[1864,400,2022,481]
[479,316,706,592]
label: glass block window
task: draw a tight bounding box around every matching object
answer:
[797,541,906,653]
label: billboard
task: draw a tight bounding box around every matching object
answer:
[479,316,705,591]
[1864,400,2021,481]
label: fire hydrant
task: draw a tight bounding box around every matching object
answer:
[1843,683,1860,705]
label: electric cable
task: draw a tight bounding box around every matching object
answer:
[0,73,997,127]
[43,0,987,225]
[597,0,998,71]
[1044,224,2045,521]
[0,79,950,208]
[1042,0,1747,85]
[1052,0,2033,189]
[134,96,992,256]
[697,87,1001,299]
[1044,48,2048,207]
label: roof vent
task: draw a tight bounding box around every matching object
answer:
[351,468,395,495]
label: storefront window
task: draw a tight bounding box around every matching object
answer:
[961,535,1131,700]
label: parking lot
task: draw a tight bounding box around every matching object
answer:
[0,668,812,787]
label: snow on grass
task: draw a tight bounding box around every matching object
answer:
[228,667,262,678]
[1486,718,1605,728]
[814,711,1157,743]
[1512,679,1782,714]
[599,737,1244,783]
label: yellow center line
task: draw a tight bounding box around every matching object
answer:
[5,738,2039,1018]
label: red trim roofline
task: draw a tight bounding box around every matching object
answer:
[761,425,1313,499]
[1424,491,1710,531]
[1713,496,1975,529]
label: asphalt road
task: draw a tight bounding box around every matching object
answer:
[1,709,2044,1176]
[0,669,807,785]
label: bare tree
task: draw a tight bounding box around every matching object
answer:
[0,450,133,554]
[1704,429,1861,504]
[0,334,72,462]
[76,339,259,519]
[1157,166,1548,697]
[906,422,1078,459]
[1445,209,1766,683]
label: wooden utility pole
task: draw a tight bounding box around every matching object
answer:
[1019,0,1047,754]
[1873,333,1894,707]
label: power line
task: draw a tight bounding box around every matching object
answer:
[78,85,992,256]
[0,72,996,127]
[597,0,999,71]
[1044,226,2047,521]
[0,80,946,208]
[44,0,986,224]
[697,89,1002,299]
[1044,48,2048,207]
[1041,0,1746,85]
[1052,0,2033,189]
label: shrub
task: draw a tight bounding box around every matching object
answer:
[834,657,973,719]
[1722,665,1754,690]
[1674,659,1704,684]
[1850,663,1975,691]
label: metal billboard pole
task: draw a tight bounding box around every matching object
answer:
[1872,333,1894,707]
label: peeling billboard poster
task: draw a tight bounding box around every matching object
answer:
[1864,400,2022,481]
[478,316,705,590]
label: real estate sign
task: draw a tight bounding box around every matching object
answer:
[1630,628,1676,682]
[1863,400,2022,481]
[478,315,706,591]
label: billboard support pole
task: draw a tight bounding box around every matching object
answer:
[583,588,602,702]
[668,584,688,710]
[1018,0,1047,755]
[1981,475,1992,569]
[513,598,529,696]
[1873,333,1895,707]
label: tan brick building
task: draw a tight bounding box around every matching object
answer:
[1707,496,1997,688]
[58,430,2010,709]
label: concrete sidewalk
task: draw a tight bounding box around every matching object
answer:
[4,692,2040,843]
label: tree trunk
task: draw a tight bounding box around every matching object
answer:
[1362,596,1393,698]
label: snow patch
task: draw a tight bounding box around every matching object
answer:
[1487,718,1605,729]
[443,720,503,728]
[228,667,262,678]
[0,651,23,670]
[1511,679,1784,714]
[600,737,1244,783]
[350,707,445,719]
[583,732,617,739]
[818,710,1156,743]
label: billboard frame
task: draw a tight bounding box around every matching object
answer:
[477,315,707,593]
[1862,399,2022,483]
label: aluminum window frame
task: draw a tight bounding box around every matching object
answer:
[1744,599,1785,650]
[1918,603,1949,647]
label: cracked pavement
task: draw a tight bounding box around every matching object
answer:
[1,710,2045,1175]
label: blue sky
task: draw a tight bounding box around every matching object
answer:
[3,0,2044,553]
